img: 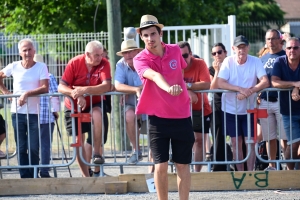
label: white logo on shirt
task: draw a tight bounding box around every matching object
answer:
[169,60,177,69]
[263,58,276,69]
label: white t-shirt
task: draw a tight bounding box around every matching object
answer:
[218,55,266,114]
[2,61,49,114]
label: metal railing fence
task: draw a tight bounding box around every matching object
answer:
[1,88,299,178]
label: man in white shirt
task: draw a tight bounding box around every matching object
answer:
[218,35,269,171]
[0,38,49,178]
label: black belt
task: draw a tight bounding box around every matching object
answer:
[262,97,277,102]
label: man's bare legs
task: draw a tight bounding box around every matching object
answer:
[0,133,6,157]
[285,141,300,170]
[92,107,103,157]
[84,143,93,175]
[193,132,205,172]
[205,134,212,160]
[231,136,244,171]
[176,163,191,200]
[85,142,103,174]
[0,133,5,145]
[148,150,155,173]
[257,123,263,142]
[281,139,287,157]
[84,106,104,174]
[154,162,191,200]
[266,139,277,168]
[76,134,89,177]
[154,162,168,200]
[126,108,139,151]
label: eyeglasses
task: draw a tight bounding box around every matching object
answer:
[182,53,189,58]
[266,37,280,41]
[211,50,223,56]
[286,46,300,50]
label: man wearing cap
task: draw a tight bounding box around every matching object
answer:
[133,15,195,199]
[259,29,287,171]
[115,39,144,165]
[218,35,269,171]
[58,40,111,177]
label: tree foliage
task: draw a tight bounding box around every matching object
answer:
[0,0,285,34]
[237,0,285,22]
[0,0,107,34]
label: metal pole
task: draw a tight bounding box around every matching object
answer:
[106,0,122,151]
[228,15,236,56]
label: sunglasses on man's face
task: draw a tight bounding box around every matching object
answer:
[182,53,189,59]
[286,46,300,50]
[211,50,223,56]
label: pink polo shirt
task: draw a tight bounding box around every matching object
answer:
[133,43,190,119]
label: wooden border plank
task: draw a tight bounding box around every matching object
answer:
[0,177,118,196]
[119,171,300,192]
[105,181,128,194]
[1,171,300,196]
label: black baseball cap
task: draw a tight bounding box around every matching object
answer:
[233,35,249,46]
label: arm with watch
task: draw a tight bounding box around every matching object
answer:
[185,81,210,91]
[185,81,210,104]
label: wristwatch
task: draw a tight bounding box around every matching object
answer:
[186,82,192,89]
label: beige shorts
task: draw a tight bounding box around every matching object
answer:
[259,99,287,141]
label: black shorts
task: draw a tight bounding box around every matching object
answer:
[193,113,211,133]
[148,115,195,164]
[0,114,5,135]
[64,103,108,145]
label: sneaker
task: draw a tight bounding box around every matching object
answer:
[205,152,212,161]
[0,150,6,158]
[205,155,212,162]
[128,152,143,165]
[264,166,276,171]
[89,168,94,177]
[40,172,51,178]
[93,171,108,177]
[93,155,105,164]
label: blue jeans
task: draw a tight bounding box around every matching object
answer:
[282,114,300,145]
[40,123,55,174]
[12,114,39,178]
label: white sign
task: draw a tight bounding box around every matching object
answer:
[146,177,156,193]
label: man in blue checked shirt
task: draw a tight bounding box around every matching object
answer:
[34,54,59,178]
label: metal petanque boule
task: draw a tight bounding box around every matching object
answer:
[124,27,136,40]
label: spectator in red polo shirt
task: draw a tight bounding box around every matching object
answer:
[58,40,111,177]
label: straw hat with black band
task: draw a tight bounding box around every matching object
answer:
[136,14,164,34]
[116,40,143,56]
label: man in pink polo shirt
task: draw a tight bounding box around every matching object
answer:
[133,15,194,200]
